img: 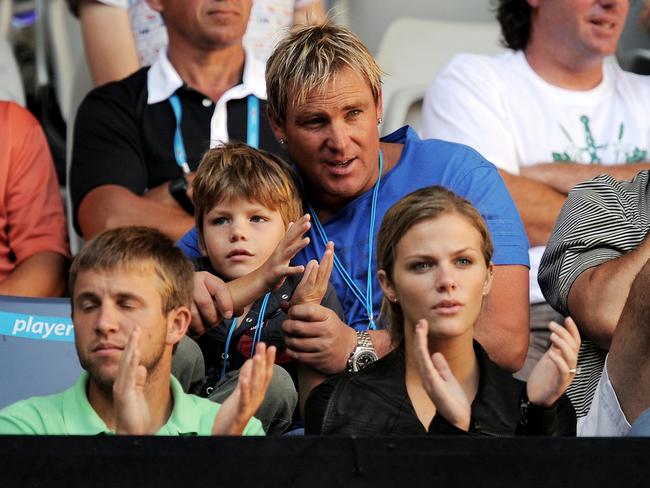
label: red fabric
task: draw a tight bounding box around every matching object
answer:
[0,102,69,279]
[237,333,292,364]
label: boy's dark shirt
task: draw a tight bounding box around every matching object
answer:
[192,256,344,391]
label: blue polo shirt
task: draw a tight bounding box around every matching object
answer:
[178,126,529,329]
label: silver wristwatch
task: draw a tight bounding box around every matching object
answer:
[347,331,378,372]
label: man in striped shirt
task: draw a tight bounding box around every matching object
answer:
[539,170,650,435]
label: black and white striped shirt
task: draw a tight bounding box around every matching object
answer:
[538,170,650,417]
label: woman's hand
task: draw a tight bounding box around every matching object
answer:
[290,241,334,306]
[527,317,581,408]
[414,320,471,431]
[212,343,276,435]
[259,214,311,291]
[114,326,152,435]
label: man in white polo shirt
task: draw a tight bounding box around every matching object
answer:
[70,0,283,242]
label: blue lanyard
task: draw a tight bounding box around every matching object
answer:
[168,94,190,174]
[246,95,259,149]
[168,93,260,175]
[220,316,238,379]
[308,151,384,330]
[250,292,271,356]
[220,291,271,379]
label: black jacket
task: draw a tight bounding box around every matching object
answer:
[305,341,575,436]
[193,257,344,392]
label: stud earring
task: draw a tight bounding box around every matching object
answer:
[278,138,286,145]
[377,117,383,125]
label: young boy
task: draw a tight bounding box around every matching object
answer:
[189,142,343,434]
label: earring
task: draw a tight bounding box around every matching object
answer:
[377,117,383,125]
[278,138,286,145]
[391,297,399,303]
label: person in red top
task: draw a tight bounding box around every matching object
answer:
[0,102,69,296]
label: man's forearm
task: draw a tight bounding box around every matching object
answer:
[78,0,140,85]
[474,264,529,372]
[0,252,67,297]
[78,185,194,241]
[568,233,650,349]
[498,169,566,246]
[521,162,650,195]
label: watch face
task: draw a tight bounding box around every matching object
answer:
[354,349,378,371]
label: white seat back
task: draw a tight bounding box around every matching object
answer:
[0,296,81,409]
[376,18,503,135]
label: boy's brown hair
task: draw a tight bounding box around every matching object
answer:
[192,142,303,248]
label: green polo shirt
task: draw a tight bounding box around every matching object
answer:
[0,373,265,436]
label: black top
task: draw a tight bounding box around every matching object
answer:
[305,341,576,436]
[70,67,283,232]
[192,257,345,393]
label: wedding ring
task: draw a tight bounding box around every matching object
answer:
[568,368,577,374]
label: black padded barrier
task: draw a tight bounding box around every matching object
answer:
[0,436,649,487]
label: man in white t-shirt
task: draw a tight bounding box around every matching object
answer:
[421,0,650,391]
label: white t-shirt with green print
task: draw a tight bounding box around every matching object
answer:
[421,49,650,304]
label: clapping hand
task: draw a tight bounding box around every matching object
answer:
[212,343,276,435]
[114,326,152,435]
[527,317,581,408]
[413,320,471,431]
[290,241,334,306]
[259,214,312,291]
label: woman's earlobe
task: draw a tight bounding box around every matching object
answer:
[482,263,494,295]
[377,269,397,300]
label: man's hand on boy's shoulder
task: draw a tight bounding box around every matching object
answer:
[190,271,234,337]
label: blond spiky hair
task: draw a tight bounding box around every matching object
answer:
[266,21,383,124]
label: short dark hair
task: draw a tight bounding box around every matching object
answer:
[494,0,532,51]
[69,226,194,314]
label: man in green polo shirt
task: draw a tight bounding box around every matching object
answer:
[0,226,271,435]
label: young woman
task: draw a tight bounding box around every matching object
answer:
[305,186,579,436]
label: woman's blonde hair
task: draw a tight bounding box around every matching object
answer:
[376,186,493,345]
[266,21,382,124]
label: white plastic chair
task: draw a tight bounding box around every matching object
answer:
[65,57,93,255]
[35,0,84,122]
[376,18,503,135]
[0,0,25,106]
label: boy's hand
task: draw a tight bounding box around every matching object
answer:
[260,214,311,291]
[414,320,471,431]
[190,271,234,337]
[527,317,581,408]
[114,326,152,435]
[212,343,276,435]
[290,242,334,306]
